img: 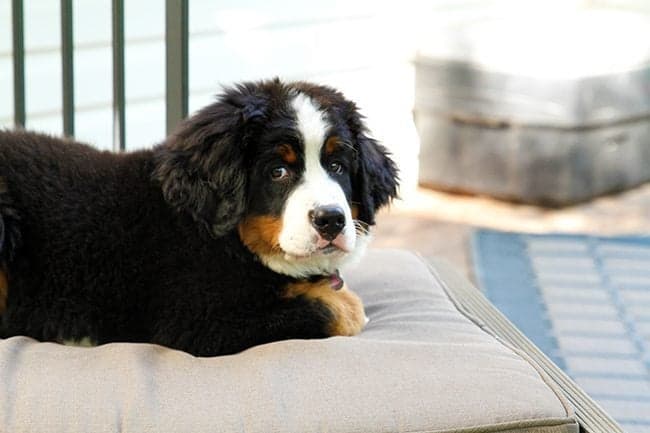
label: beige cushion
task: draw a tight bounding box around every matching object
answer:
[0,249,577,433]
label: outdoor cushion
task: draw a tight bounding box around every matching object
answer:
[0,249,578,433]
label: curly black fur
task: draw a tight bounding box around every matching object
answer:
[0,79,398,356]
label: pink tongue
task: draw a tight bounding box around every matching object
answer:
[330,273,344,290]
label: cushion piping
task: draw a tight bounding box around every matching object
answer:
[423,254,623,433]
[403,417,578,433]
[425,255,573,418]
[416,253,579,432]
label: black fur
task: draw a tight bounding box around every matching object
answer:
[0,79,398,356]
[354,133,399,225]
[152,88,264,237]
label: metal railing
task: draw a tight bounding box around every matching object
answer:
[11,0,25,129]
[10,0,190,151]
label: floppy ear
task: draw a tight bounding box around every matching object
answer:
[153,88,266,237]
[354,132,399,226]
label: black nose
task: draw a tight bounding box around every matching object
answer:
[310,205,346,241]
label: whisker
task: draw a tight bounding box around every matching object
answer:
[353,219,370,235]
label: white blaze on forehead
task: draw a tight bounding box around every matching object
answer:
[265,92,357,277]
[291,93,328,155]
[290,93,348,205]
[289,93,354,232]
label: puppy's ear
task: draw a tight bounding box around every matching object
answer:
[154,88,266,237]
[354,132,399,225]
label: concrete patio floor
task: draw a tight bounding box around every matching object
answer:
[372,183,650,281]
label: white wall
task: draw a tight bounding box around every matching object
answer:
[3,0,640,196]
[0,0,424,147]
[1,0,437,194]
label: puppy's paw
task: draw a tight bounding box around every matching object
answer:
[285,280,367,337]
[326,286,366,336]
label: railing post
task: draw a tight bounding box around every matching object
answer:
[60,0,75,137]
[165,0,189,135]
[12,0,25,128]
[112,0,126,151]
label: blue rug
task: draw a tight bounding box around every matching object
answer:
[472,229,650,433]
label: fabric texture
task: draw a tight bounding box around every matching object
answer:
[0,249,577,433]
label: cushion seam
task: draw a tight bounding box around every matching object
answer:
[401,417,577,433]
[406,418,576,433]
[415,252,574,420]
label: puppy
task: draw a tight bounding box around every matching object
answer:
[0,79,398,356]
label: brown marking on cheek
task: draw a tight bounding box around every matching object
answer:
[284,279,366,336]
[277,144,297,164]
[0,267,7,315]
[325,136,340,156]
[238,216,283,257]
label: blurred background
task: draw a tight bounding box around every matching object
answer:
[1,0,422,193]
[2,1,650,429]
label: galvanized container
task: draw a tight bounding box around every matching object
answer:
[415,10,650,206]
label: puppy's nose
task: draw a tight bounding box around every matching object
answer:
[309,205,346,241]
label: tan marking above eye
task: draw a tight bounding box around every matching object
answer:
[277,144,297,164]
[325,136,340,156]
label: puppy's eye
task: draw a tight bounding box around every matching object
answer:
[328,161,344,175]
[270,166,291,181]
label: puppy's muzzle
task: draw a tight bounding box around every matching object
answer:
[309,205,345,241]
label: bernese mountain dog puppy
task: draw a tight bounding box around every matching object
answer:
[0,79,398,356]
